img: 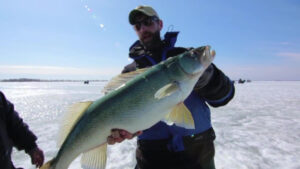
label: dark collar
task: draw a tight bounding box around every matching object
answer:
[129,31,179,59]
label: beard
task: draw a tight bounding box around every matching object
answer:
[140,31,162,50]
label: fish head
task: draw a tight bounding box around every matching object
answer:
[179,46,215,76]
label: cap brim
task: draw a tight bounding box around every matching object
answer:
[129,10,141,24]
[129,9,155,25]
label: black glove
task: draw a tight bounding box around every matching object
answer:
[194,64,235,107]
[194,64,215,90]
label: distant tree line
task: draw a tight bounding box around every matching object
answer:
[0,78,107,82]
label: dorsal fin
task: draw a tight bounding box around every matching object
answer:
[102,68,148,95]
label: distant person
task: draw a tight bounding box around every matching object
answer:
[107,5,235,169]
[0,91,44,169]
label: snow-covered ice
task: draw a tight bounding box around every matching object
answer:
[1,81,299,169]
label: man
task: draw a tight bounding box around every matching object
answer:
[107,6,235,169]
[0,91,44,169]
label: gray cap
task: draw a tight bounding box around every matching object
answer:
[129,5,159,25]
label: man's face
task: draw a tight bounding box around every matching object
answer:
[133,15,163,48]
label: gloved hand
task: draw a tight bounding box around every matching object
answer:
[194,64,214,90]
[194,63,234,107]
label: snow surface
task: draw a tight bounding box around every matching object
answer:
[0,81,299,169]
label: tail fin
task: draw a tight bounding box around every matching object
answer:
[40,158,55,169]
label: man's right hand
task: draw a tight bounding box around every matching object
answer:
[107,129,143,145]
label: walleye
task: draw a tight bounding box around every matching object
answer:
[41,46,215,169]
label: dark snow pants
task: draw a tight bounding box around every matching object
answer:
[135,128,216,169]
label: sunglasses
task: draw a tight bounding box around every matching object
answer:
[134,16,159,30]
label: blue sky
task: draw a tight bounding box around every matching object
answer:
[0,0,299,80]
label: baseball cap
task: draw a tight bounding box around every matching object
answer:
[129,5,160,25]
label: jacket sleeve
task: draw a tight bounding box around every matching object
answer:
[194,64,235,107]
[1,92,37,153]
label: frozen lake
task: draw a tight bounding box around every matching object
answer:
[0,81,299,169]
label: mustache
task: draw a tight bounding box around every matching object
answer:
[141,31,154,39]
[140,30,161,49]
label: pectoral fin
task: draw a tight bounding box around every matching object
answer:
[81,144,107,169]
[163,102,195,129]
[155,82,179,99]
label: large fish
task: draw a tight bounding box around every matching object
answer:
[41,46,215,169]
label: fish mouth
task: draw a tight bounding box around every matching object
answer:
[193,45,216,67]
[205,45,216,58]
